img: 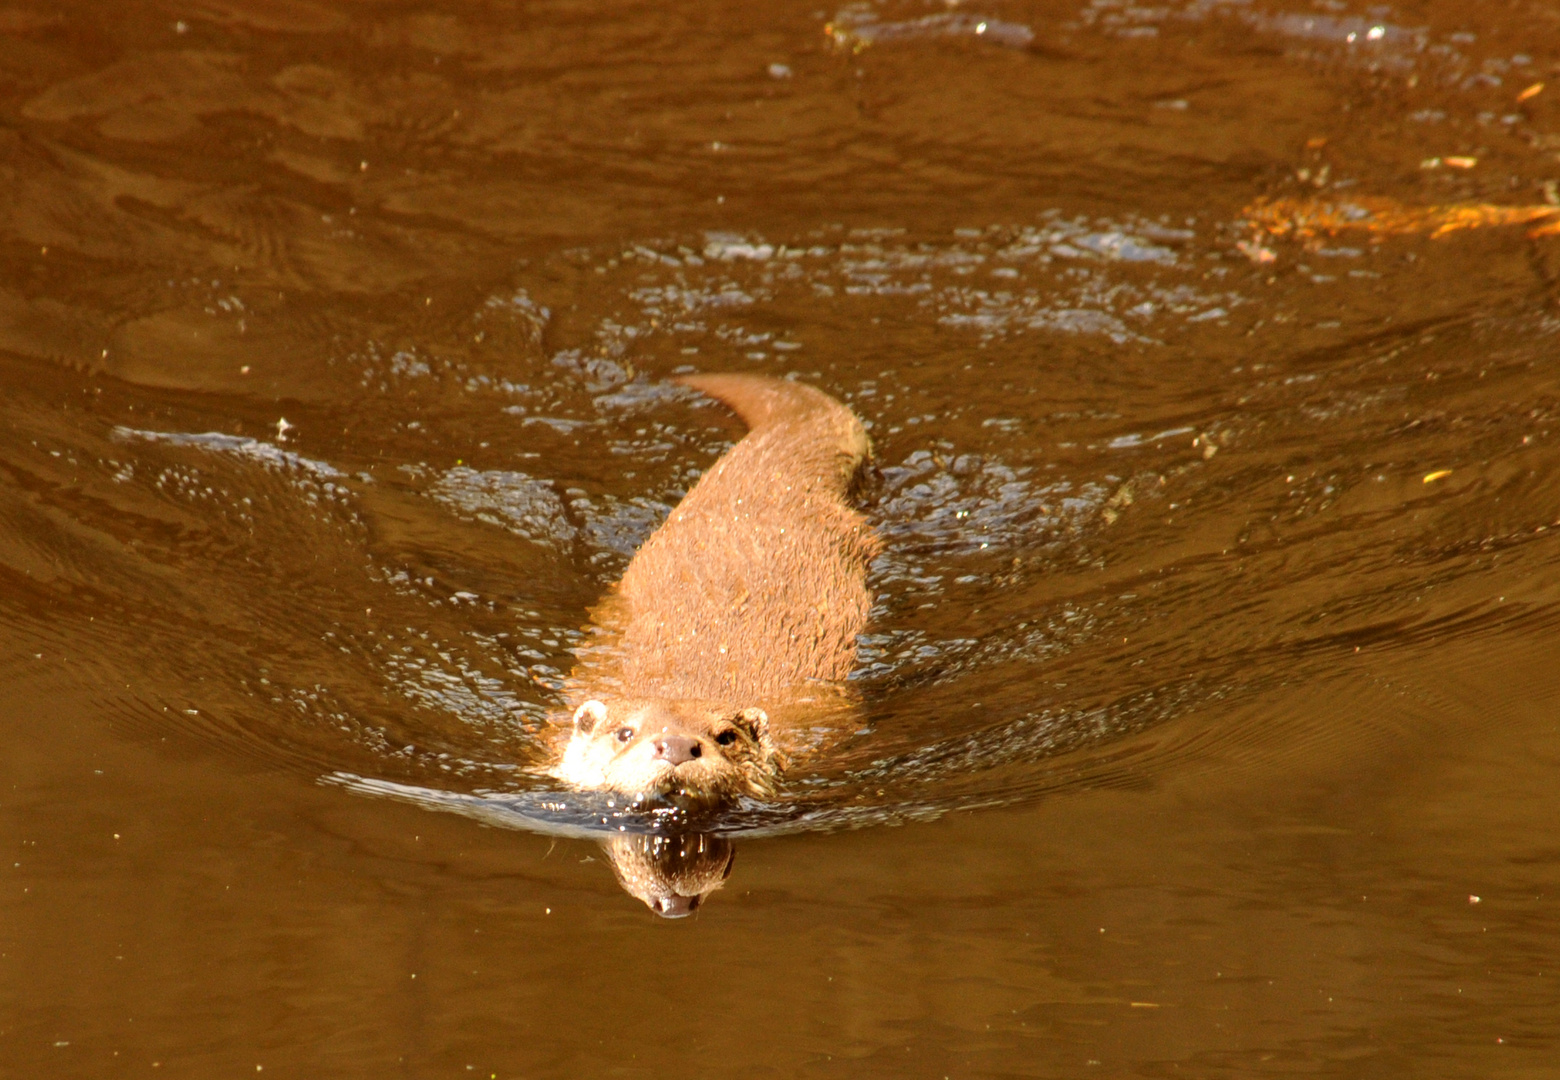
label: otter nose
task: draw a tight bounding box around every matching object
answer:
[651,734,702,765]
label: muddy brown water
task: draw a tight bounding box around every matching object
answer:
[3,0,1560,1074]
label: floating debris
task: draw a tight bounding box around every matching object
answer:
[826,10,1033,51]
[1241,195,1560,244]
[1235,239,1278,265]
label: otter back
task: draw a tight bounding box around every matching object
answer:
[571,373,879,706]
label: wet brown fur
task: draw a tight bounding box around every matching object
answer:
[551,373,879,802]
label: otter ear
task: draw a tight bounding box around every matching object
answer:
[573,700,608,734]
[734,706,770,741]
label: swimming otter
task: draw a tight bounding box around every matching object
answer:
[550,373,879,806]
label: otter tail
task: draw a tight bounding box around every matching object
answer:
[676,373,872,491]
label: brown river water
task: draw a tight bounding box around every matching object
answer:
[3,0,1560,1075]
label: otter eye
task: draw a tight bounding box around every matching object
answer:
[615,727,635,743]
[714,728,738,747]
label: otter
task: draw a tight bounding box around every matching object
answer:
[550,373,879,807]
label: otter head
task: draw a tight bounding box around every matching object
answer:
[553,698,782,805]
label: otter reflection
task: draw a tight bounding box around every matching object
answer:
[600,832,736,918]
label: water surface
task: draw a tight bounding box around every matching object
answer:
[3,0,1559,1074]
